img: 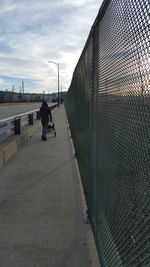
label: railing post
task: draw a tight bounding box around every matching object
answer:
[28,113,34,125]
[14,117,21,135]
[36,111,40,120]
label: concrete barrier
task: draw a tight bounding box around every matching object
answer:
[0,120,41,169]
[0,106,58,169]
[3,141,17,163]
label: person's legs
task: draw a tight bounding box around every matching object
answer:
[41,120,48,140]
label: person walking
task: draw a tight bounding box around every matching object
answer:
[40,100,52,141]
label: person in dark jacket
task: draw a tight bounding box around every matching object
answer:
[40,100,52,141]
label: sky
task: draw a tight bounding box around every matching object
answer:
[0,0,103,94]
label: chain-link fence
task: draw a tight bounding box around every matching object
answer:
[65,0,149,266]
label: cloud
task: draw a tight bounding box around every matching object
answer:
[0,0,103,93]
[0,78,5,85]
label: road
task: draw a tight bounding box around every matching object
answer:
[0,103,52,120]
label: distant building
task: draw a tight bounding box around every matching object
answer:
[0,90,56,103]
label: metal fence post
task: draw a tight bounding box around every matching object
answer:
[28,113,33,125]
[36,111,40,120]
[14,117,21,134]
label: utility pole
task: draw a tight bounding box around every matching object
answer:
[61,84,62,104]
[22,80,24,94]
[48,60,60,107]
[19,86,22,102]
[12,85,15,103]
[22,80,24,101]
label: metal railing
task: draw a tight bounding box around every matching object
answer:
[65,0,149,266]
[0,104,57,143]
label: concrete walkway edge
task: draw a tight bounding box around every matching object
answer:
[67,119,100,267]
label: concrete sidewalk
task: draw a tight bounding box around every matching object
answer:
[0,106,99,267]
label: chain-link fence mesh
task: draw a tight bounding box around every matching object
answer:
[65,0,149,266]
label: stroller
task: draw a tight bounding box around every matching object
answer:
[47,121,56,137]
